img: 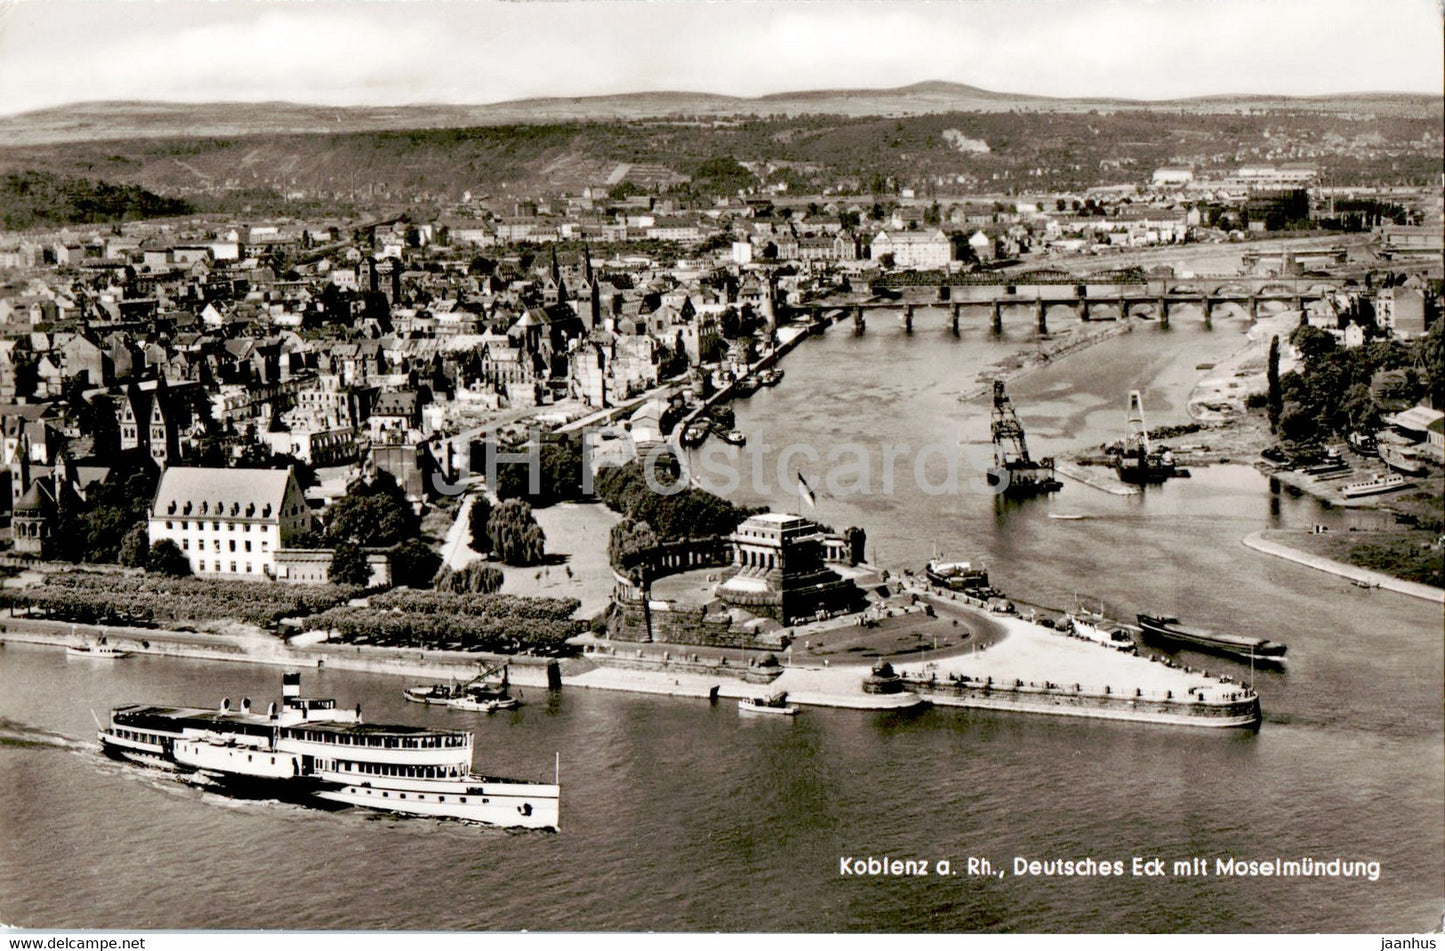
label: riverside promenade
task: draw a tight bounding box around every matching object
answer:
[1242,530,1444,604]
[3,593,1254,723]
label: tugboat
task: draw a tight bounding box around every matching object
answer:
[987,380,1062,497]
[1347,432,1378,457]
[1137,613,1287,667]
[1114,390,1176,484]
[758,368,784,387]
[405,662,520,710]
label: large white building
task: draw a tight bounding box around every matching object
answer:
[870,230,952,269]
[148,467,311,580]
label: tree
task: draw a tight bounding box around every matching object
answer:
[390,538,442,589]
[329,542,371,586]
[147,539,191,577]
[1289,324,1338,367]
[487,499,546,566]
[118,523,149,568]
[437,562,504,594]
[608,517,659,578]
[468,495,494,555]
[324,472,418,548]
[1266,335,1282,432]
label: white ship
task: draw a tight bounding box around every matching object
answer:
[98,672,558,830]
[1338,474,1411,499]
[1064,604,1137,653]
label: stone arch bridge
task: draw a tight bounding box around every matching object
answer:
[800,273,1344,335]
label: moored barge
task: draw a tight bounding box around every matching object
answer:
[1137,614,1287,668]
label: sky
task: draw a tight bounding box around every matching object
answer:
[0,0,1440,116]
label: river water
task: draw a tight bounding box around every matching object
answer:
[2,313,1440,932]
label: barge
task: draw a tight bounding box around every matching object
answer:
[1137,614,1287,668]
[904,674,1261,729]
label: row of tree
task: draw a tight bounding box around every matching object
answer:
[1,572,358,627]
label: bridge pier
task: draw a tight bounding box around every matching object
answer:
[1035,299,1048,335]
[1158,298,1170,329]
[938,284,951,302]
[1120,299,1131,321]
[1079,299,1091,322]
[853,305,865,335]
[991,302,1003,335]
[1203,300,1213,329]
[903,304,914,333]
[1249,297,1259,323]
[950,303,960,335]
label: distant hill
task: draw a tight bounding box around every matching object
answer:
[1,82,1439,146]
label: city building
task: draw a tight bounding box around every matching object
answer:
[148,466,311,579]
[870,230,952,269]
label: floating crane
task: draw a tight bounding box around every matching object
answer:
[1114,390,1176,484]
[989,380,1062,497]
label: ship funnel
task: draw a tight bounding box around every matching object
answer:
[282,671,301,699]
[221,697,231,712]
[267,702,277,719]
[241,698,251,714]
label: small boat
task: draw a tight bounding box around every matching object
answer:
[1339,474,1411,499]
[1302,458,1349,476]
[68,642,132,659]
[1347,432,1378,457]
[67,632,130,659]
[738,694,799,716]
[758,368,784,386]
[446,695,520,713]
[403,683,463,704]
[680,422,709,447]
[722,430,747,446]
[1046,512,1087,521]
[733,376,761,398]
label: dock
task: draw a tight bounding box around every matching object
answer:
[1056,461,1142,496]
